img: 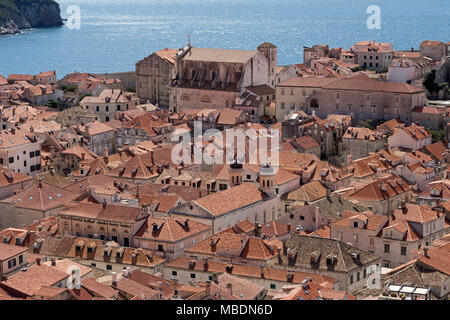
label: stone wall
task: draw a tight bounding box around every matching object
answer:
[92,71,137,92]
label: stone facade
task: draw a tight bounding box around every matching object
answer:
[310,78,426,124]
[169,43,276,112]
[136,48,177,108]
[420,41,448,62]
[303,44,329,67]
[80,89,139,123]
[275,77,336,121]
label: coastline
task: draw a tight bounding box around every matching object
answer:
[0,0,63,36]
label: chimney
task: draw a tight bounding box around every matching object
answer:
[260,265,265,279]
[102,199,107,209]
[111,272,117,286]
[254,223,261,237]
[30,126,34,133]
[36,257,41,266]
[50,258,56,266]
[81,152,86,161]
[226,283,233,297]
[203,257,209,271]
[103,147,109,157]
[277,252,283,265]
[210,238,217,251]
[302,278,310,289]
[423,247,429,258]
[282,239,287,255]
[204,282,211,298]
[287,224,291,233]
[38,178,43,189]
[11,127,15,134]
[184,219,189,229]
[346,154,353,164]
[400,200,406,209]
[286,271,294,283]
[376,168,382,178]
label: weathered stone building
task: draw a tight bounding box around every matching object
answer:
[169,42,277,112]
[307,77,426,124]
[80,89,139,123]
[303,44,329,67]
[136,48,177,108]
[420,40,448,62]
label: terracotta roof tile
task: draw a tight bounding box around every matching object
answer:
[1,264,69,296]
[186,233,278,261]
[1,182,79,211]
[193,183,267,217]
[135,217,211,242]
[166,257,337,285]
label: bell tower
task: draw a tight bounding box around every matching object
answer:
[257,42,278,88]
[260,162,275,193]
[229,159,243,187]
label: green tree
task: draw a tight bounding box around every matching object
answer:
[426,127,445,143]
[423,70,441,93]
[45,99,63,110]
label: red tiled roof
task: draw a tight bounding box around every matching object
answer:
[278,77,337,88]
[1,264,69,296]
[423,142,447,161]
[324,78,424,94]
[59,202,145,223]
[135,217,211,242]
[1,182,79,211]
[0,166,32,188]
[343,175,410,201]
[412,106,445,115]
[166,257,337,285]
[294,135,320,149]
[417,243,450,275]
[193,183,267,217]
[82,278,117,299]
[186,233,278,261]
[0,243,28,261]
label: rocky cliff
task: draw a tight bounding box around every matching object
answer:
[0,0,63,35]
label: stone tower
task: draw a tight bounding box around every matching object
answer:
[257,42,278,88]
[228,159,243,187]
[259,162,275,193]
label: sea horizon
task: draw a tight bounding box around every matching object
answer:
[0,0,449,77]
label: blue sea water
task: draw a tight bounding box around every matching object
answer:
[0,0,449,77]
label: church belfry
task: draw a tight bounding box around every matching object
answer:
[259,162,275,193]
[229,159,243,187]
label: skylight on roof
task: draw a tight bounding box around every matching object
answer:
[56,193,62,197]
[48,196,53,200]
